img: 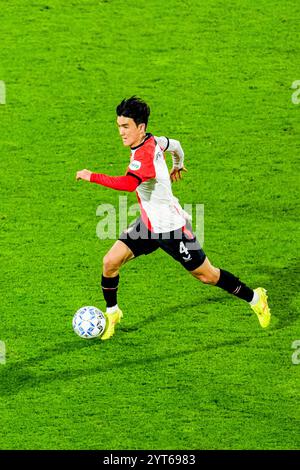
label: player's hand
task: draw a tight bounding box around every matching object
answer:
[170,166,187,182]
[76,169,92,181]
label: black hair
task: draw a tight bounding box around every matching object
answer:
[116,96,150,128]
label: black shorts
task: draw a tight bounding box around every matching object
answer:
[119,217,206,271]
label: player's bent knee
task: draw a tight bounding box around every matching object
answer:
[103,253,121,276]
[102,242,134,276]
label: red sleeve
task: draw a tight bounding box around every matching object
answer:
[90,173,140,192]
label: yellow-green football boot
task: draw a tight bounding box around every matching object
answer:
[101,308,123,340]
[251,288,271,328]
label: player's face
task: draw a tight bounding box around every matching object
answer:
[117,115,146,148]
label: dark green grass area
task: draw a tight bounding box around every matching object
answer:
[1,0,299,450]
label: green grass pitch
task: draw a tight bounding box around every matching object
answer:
[0,0,299,450]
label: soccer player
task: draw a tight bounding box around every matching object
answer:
[76,96,271,340]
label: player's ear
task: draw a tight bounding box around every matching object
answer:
[138,123,146,133]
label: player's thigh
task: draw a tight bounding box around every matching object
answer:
[103,240,135,270]
[119,216,160,258]
[158,231,206,272]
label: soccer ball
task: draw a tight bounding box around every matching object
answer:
[73,306,106,339]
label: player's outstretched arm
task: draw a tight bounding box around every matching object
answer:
[76,169,139,192]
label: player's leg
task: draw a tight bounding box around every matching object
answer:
[102,239,135,308]
[102,217,159,311]
[100,240,134,341]
[103,239,135,277]
[101,217,159,340]
[190,257,255,299]
[159,225,270,328]
[190,258,271,328]
[189,257,220,285]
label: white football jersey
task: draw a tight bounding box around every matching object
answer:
[125,133,186,233]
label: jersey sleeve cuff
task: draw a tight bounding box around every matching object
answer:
[126,172,143,185]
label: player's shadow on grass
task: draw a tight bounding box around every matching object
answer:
[123,291,250,333]
[1,261,297,396]
[121,300,208,332]
[130,259,299,331]
[0,343,199,396]
[0,335,252,397]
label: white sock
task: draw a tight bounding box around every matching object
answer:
[249,291,259,306]
[106,304,118,314]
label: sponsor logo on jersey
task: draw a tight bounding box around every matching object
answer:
[129,160,142,171]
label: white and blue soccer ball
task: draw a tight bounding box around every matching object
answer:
[73,306,106,339]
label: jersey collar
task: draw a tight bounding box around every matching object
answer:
[130,133,152,151]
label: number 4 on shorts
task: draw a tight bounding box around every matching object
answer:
[179,241,192,262]
[179,241,189,255]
